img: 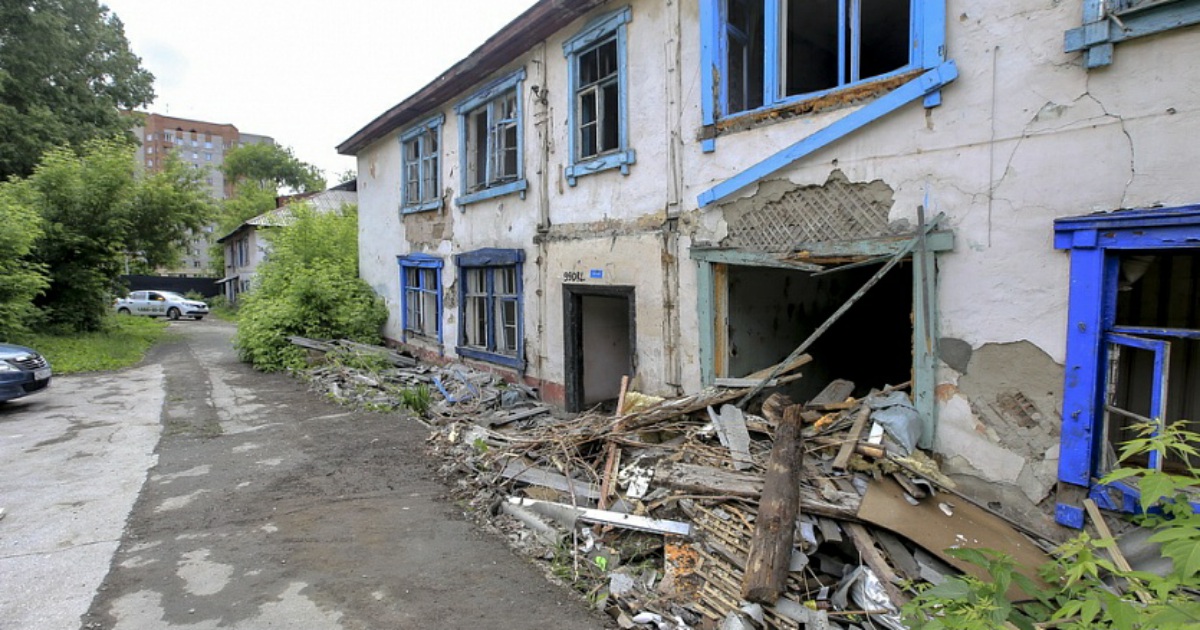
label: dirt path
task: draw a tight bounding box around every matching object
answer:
[83,319,609,629]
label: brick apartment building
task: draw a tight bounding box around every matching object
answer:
[131,113,273,277]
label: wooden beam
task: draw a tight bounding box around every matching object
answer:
[742,404,805,603]
[845,523,909,606]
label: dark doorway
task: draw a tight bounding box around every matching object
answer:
[564,285,636,412]
[718,262,912,403]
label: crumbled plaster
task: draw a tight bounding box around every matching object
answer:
[933,341,1065,533]
[704,171,899,252]
[534,214,665,243]
[403,206,452,249]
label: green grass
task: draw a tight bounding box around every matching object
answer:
[207,298,238,322]
[14,315,171,374]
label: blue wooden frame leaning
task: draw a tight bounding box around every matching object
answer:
[1053,205,1200,528]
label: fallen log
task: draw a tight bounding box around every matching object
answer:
[742,403,805,603]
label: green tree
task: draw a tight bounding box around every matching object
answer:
[11,139,214,331]
[0,0,155,180]
[0,183,48,337]
[234,204,386,371]
[221,143,325,195]
[128,151,217,271]
[209,143,326,276]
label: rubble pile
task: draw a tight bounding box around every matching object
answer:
[294,337,1056,629]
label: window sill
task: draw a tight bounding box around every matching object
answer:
[565,150,635,186]
[456,346,524,370]
[707,68,921,139]
[455,179,528,207]
[401,199,442,215]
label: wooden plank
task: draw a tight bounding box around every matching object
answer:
[858,476,1050,602]
[709,404,754,470]
[598,375,631,511]
[714,377,779,388]
[1084,498,1153,605]
[616,363,809,433]
[485,406,550,427]
[509,497,691,536]
[499,460,600,501]
[742,404,805,602]
[654,461,861,520]
[874,529,921,582]
[832,405,872,471]
[806,379,855,408]
[845,522,909,606]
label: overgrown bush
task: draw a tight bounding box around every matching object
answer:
[234,204,386,371]
[903,420,1200,629]
[0,182,47,338]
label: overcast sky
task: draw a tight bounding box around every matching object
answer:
[101,0,539,184]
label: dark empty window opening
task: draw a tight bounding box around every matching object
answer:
[721,263,912,402]
[465,92,519,193]
[723,0,912,115]
[575,38,620,160]
[1105,250,1200,474]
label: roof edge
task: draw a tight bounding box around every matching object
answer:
[336,0,607,156]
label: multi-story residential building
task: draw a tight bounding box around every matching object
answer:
[339,0,1200,533]
[132,113,274,277]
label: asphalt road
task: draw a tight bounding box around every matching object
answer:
[0,319,608,630]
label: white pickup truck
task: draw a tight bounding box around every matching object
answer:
[114,290,210,320]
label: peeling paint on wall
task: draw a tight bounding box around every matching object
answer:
[403,209,452,249]
[935,341,1064,537]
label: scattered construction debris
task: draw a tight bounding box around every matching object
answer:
[292,336,1057,629]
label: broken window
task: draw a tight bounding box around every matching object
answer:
[455,69,526,205]
[456,248,524,369]
[563,6,635,186]
[717,0,913,117]
[398,254,442,342]
[399,113,443,213]
[1054,209,1200,527]
[1103,252,1200,475]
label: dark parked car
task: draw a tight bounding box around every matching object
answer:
[0,343,52,402]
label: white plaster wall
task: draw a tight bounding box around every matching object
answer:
[356,134,406,339]
[674,0,1200,369]
[355,2,681,394]
[537,234,668,389]
[354,0,1200,416]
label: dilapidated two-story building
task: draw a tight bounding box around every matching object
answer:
[339,0,1200,531]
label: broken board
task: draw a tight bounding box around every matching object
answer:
[857,476,1050,601]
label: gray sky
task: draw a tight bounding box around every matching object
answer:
[101,0,539,184]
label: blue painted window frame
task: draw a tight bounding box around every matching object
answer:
[399,113,444,214]
[455,248,525,369]
[1053,205,1200,528]
[1065,0,1200,69]
[397,254,444,347]
[699,0,946,127]
[454,69,529,207]
[563,6,636,186]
